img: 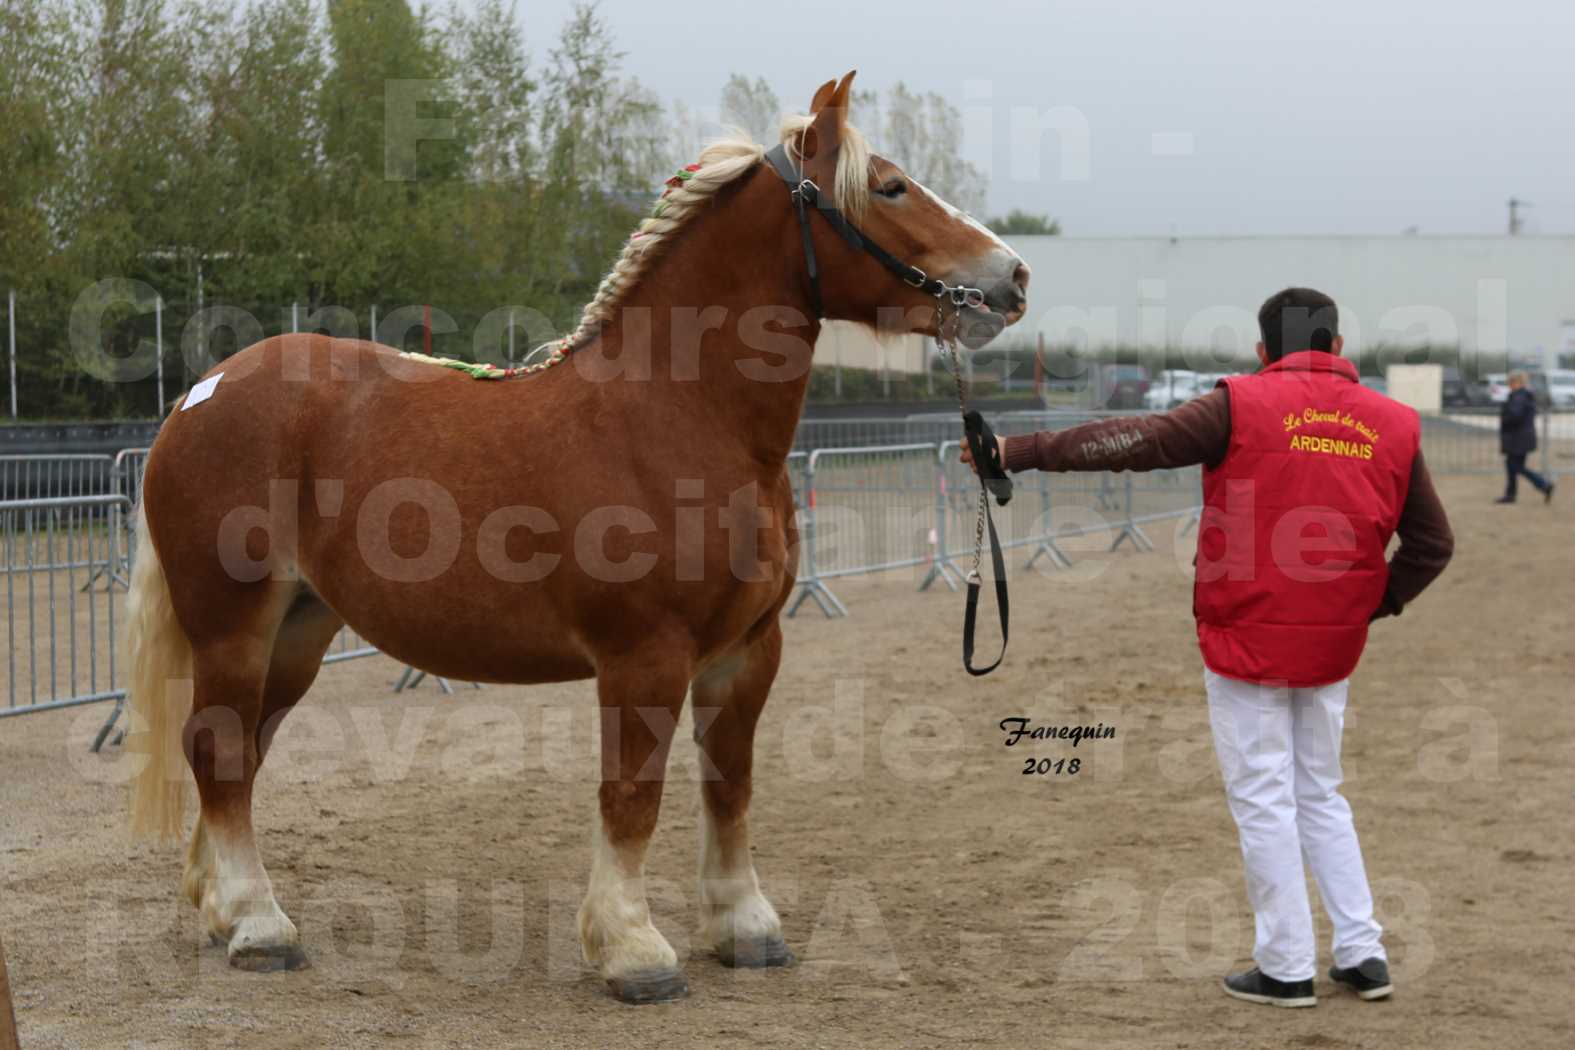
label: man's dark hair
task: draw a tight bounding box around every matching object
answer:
[1258,287,1339,362]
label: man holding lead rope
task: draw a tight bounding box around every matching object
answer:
[967,288,1454,1007]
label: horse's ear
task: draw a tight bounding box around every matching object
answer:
[803,70,856,168]
[830,70,857,109]
[808,78,838,114]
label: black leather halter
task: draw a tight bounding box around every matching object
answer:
[762,143,986,319]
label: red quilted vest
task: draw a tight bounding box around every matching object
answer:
[1194,351,1418,686]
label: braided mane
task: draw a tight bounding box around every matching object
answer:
[546,113,874,357]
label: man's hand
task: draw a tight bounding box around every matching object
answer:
[960,435,1008,474]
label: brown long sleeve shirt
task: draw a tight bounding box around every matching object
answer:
[1003,386,1454,619]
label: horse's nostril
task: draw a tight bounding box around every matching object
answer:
[1013,261,1031,294]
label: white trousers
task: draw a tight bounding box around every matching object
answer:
[1205,669,1386,982]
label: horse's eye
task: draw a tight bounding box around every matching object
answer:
[877,179,907,198]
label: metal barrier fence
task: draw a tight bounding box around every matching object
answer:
[0,455,128,582]
[2,495,131,720]
[801,406,1575,478]
[1,457,393,745]
[114,447,152,508]
[1418,408,1571,476]
[0,454,118,501]
[4,403,1568,728]
[783,406,1574,617]
[786,438,1205,618]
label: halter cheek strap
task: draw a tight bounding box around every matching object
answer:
[762,144,987,319]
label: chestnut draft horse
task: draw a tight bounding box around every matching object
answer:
[125,71,1029,1003]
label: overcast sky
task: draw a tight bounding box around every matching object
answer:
[502,0,1574,237]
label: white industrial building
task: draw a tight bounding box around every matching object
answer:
[1003,234,1575,374]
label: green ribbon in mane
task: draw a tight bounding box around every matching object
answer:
[397,351,519,381]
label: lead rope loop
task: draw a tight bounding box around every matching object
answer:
[937,304,1010,676]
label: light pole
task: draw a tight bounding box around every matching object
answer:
[1508,197,1532,235]
[7,289,16,420]
[155,295,164,416]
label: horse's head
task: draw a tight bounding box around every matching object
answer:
[783,71,1030,350]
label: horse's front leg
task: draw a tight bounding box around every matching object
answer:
[691,623,793,968]
[579,651,692,1004]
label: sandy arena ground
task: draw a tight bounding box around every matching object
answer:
[2,474,1572,1049]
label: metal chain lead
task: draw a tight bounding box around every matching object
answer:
[937,303,987,583]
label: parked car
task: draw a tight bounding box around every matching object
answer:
[1101,364,1150,409]
[1486,373,1510,403]
[1527,371,1554,407]
[1547,369,1575,408]
[1144,370,1206,410]
[1441,367,1492,407]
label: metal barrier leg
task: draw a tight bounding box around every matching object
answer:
[785,468,848,617]
[1177,506,1204,538]
[80,554,129,592]
[1109,474,1156,552]
[80,502,130,592]
[1109,524,1154,552]
[918,455,964,592]
[918,558,964,592]
[1096,474,1118,511]
[1024,476,1072,569]
[91,695,126,753]
[1025,537,1073,569]
[787,577,848,618]
[391,667,481,694]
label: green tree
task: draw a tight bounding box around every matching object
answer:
[719,73,780,144]
[529,4,664,321]
[987,209,1062,236]
[0,0,77,413]
[448,0,534,184]
[862,82,987,214]
[190,0,331,312]
[315,0,467,315]
[0,0,686,416]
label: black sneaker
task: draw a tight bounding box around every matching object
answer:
[1494,496,1516,504]
[1330,957,1393,1000]
[1546,482,1556,505]
[1222,967,1317,1008]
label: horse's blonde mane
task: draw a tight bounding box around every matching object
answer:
[554,114,873,353]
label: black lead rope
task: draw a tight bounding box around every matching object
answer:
[763,142,1009,675]
[960,413,1011,676]
[939,325,1012,677]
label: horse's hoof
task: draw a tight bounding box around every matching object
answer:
[606,969,690,1005]
[228,942,310,973]
[718,935,796,969]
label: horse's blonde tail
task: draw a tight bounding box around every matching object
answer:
[126,501,194,841]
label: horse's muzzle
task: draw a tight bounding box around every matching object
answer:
[956,261,1030,349]
[989,261,1031,324]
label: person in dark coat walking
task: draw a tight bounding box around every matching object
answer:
[1497,372,1554,504]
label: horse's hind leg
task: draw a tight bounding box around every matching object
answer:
[691,623,792,968]
[579,647,693,1003]
[184,594,340,970]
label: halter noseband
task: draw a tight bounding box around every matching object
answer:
[763,144,987,320]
